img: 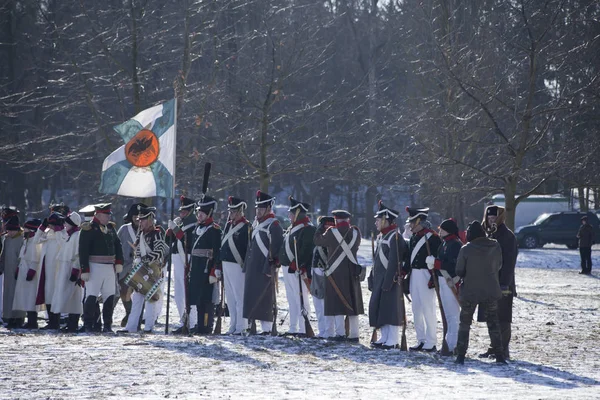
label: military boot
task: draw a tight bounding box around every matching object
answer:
[102,295,115,333]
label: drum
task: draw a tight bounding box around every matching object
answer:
[124,259,163,302]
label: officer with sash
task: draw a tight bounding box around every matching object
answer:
[405,206,442,352]
[188,195,222,334]
[243,191,284,334]
[167,196,199,334]
[79,204,124,333]
[369,201,407,349]
[220,196,250,335]
[314,210,364,342]
[279,196,316,337]
[121,205,169,333]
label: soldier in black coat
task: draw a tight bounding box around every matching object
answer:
[577,216,595,274]
[480,205,518,360]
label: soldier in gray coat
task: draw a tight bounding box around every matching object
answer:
[454,221,506,365]
[242,191,283,334]
[368,201,406,349]
[1,216,25,328]
[314,210,364,342]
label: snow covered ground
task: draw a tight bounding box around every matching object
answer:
[1,244,599,399]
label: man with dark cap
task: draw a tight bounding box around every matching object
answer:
[1,215,25,328]
[186,195,222,334]
[220,196,250,335]
[279,196,316,337]
[434,218,463,355]
[454,221,506,365]
[314,209,364,342]
[577,216,595,275]
[116,202,145,327]
[405,206,442,352]
[121,205,169,333]
[480,205,518,360]
[243,190,284,335]
[12,218,43,329]
[78,204,124,333]
[167,196,199,333]
[34,211,68,330]
[369,201,407,349]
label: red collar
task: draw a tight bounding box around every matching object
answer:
[259,213,275,223]
[92,217,105,227]
[67,226,80,236]
[293,216,310,227]
[231,217,248,226]
[50,224,65,232]
[200,217,214,227]
[416,228,436,237]
[336,221,350,228]
[380,224,397,236]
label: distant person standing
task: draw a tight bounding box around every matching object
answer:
[577,216,595,275]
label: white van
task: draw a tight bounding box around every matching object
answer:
[491,194,570,229]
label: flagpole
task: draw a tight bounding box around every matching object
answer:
[165,97,177,334]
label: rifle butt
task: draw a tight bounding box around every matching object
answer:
[370,328,377,344]
[400,328,408,351]
[304,317,315,338]
[213,317,222,335]
[344,316,349,337]
[250,320,257,335]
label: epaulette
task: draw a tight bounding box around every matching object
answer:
[81,222,92,231]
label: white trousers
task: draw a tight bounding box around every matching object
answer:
[126,291,159,332]
[223,261,247,334]
[333,315,346,337]
[410,269,437,349]
[172,255,197,328]
[439,280,460,351]
[347,315,359,339]
[282,268,311,334]
[312,296,334,338]
[376,325,400,346]
[85,263,116,300]
[260,320,272,333]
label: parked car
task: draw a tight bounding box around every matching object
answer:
[515,211,600,249]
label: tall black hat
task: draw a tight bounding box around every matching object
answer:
[4,216,20,231]
[255,191,275,209]
[1,206,19,222]
[137,204,157,220]
[50,202,70,216]
[94,203,113,215]
[196,195,217,214]
[124,202,148,222]
[178,196,196,212]
[48,212,65,226]
[406,206,429,222]
[24,218,42,232]
[332,210,352,219]
[374,200,399,221]
[227,196,247,210]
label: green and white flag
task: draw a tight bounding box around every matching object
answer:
[100,99,177,198]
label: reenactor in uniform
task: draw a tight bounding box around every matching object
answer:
[405,206,442,352]
[12,218,43,329]
[116,203,145,327]
[34,211,67,330]
[1,214,25,328]
[314,210,364,342]
[121,205,168,333]
[187,195,222,334]
[279,196,316,337]
[167,196,198,334]
[310,216,336,338]
[78,204,123,333]
[369,201,407,349]
[243,191,283,335]
[220,196,250,335]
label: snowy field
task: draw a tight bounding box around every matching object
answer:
[1,244,599,399]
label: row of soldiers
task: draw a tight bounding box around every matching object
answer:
[0,193,516,364]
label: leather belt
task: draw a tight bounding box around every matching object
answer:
[192,249,213,258]
[89,255,115,264]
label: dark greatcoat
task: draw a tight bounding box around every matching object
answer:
[314,224,364,316]
[188,222,222,306]
[242,216,283,322]
[368,228,406,327]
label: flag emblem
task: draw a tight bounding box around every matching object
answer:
[100,99,177,198]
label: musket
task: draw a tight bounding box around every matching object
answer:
[270,239,278,336]
[425,238,449,354]
[370,232,377,344]
[213,277,225,335]
[294,237,314,338]
[395,230,408,351]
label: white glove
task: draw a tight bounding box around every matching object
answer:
[134,258,141,265]
[115,264,123,274]
[80,272,90,282]
[168,220,177,230]
[426,256,435,270]
[215,269,222,280]
[173,217,182,226]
